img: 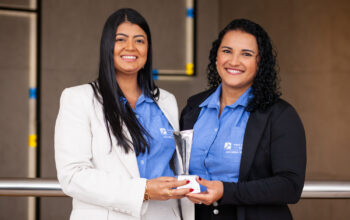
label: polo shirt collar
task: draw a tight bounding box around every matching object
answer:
[120,91,154,107]
[199,84,253,110]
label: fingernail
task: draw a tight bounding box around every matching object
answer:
[189,188,194,192]
[186,180,190,184]
[198,177,202,181]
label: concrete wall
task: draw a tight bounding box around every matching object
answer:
[0,12,31,220]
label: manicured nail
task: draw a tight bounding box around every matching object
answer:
[186,180,190,184]
[198,177,202,181]
[189,188,194,192]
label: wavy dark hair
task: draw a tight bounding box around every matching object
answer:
[207,18,281,112]
[90,8,159,155]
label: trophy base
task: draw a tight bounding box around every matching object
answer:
[177,175,201,193]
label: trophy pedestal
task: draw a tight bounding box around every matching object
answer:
[177,175,201,193]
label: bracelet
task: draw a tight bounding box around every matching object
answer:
[144,181,150,201]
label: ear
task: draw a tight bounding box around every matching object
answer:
[256,54,261,65]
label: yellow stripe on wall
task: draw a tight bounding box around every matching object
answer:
[186,63,194,75]
[28,134,37,148]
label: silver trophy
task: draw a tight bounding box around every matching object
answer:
[173,129,201,193]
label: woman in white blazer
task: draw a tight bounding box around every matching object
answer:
[55,8,194,220]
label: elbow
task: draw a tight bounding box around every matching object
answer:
[285,176,305,204]
[287,191,302,204]
[57,171,75,197]
[57,177,70,196]
[290,183,304,204]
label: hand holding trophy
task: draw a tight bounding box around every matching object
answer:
[173,130,201,193]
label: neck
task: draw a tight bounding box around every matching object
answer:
[116,73,141,109]
[219,84,250,115]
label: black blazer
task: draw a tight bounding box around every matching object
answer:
[180,89,306,220]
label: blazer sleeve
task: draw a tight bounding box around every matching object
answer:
[55,88,146,217]
[220,104,306,205]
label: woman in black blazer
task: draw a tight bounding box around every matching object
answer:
[181,19,306,220]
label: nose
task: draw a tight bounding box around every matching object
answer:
[125,39,135,50]
[229,54,240,66]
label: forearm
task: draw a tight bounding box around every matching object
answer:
[58,164,146,216]
[220,172,304,205]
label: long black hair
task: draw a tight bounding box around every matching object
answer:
[207,18,281,112]
[90,8,159,155]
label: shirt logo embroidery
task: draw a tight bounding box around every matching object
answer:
[224,142,232,150]
[160,128,173,139]
[160,128,167,135]
[224,143,242,154]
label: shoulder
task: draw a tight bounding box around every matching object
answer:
[158,88,177,106]
[258,98,303,128]
[268,98,299,118]
[59,84,95,109]
[158,88,175,100]
[61,84,94,98]
[253,98,297,115]
[249,98,304,130]
[271,98,294,110]
[180,88,216,130]
[181,88,215,117]
[185,87,216,108]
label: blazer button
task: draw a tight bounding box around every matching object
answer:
[212,202,218,207]
[213,209,219,215]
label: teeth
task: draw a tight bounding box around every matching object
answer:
[122,56,136,59]
[226,69,242,74]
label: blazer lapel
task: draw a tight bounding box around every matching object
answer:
[156,91,179,131]
[113,125,141,178]
[239,110,269,181]
[93,97,140,178]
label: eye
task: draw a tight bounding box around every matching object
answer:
[115,38,125,42]
[135,39,145,44]
[242,52,253,57]
[222,49,231,54]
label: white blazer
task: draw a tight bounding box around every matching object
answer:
[55,84,194,220]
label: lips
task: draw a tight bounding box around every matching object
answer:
[121,55,137,61]
[225,68,244,75]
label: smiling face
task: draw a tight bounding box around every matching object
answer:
[114,22,148,77]
[216,30,259,94]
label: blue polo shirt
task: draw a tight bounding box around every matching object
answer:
[122,93,175,179]
[189,84,252,184]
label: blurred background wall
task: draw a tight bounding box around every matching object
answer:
[0,0,349,219]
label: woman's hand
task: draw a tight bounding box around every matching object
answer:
[146,177,193,200]
[186,177,224,205]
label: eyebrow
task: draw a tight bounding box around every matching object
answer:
[221,46,256,54]
[116,33,146,38]
[242,49,255,54]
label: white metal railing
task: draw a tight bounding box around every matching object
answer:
[302,181,350,198]
[1,178,350,198]
[0,178,63,197]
